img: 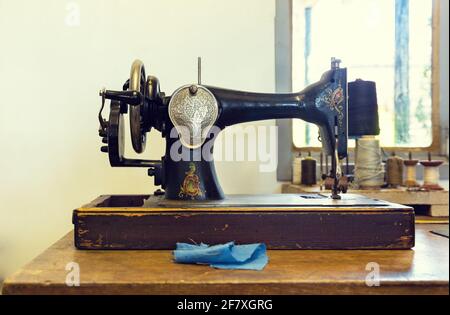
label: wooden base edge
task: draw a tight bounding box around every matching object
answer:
[73,209,415,250]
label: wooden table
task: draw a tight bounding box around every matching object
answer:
[2,224,449,295]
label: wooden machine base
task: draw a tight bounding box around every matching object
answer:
[73,194,415,250]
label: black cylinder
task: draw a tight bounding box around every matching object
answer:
[301,158,317,185]
[348,79,380,138]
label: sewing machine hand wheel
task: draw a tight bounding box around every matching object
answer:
[98,60,162,176]
[100,60,157,154]
[129,59,147,153]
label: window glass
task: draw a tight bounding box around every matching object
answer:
[292,0,433,148]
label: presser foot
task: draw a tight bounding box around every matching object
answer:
[331,191,342,200]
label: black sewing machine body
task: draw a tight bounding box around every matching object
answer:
[100,59,347,201]
[72,58,415,251]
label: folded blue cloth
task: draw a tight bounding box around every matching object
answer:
[173,242,268,270]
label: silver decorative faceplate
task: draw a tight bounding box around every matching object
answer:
[168,85,219,149]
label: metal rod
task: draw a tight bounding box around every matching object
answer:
[198,57,202,85]
[320,152,323,175]
[346,155,349,175]
[331,151,341,200]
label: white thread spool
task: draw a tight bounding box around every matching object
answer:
[354,136,384,189]
[292,154,302,185]
[424,167,439,184]
[420,158,444,190]
[403,153,419,188]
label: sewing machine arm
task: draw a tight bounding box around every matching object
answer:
[207,67,347,159]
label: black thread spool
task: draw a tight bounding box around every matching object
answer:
[301,153,317,186]
[348,79,380,138]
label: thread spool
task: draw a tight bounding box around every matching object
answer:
[354,136,384,189]
[292,153,302,185]
[403,152,419,188]
[386,152,404,187]
[420,153,444,190]
[348,79,380,138]
[301,152,317,186]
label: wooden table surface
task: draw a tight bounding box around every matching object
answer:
[2,224,449,295]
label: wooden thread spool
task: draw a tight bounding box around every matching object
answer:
[403,152,419,188]
[420,153,444,190]
[404,160,419,187]
[301,152,317,186]
[292,152,302,185]
[386,153,403,187]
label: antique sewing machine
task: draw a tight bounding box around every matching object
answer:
[72,58,414,250]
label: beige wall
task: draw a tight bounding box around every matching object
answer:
[0,0,279,278]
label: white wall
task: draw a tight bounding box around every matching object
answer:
[0,0,278,278]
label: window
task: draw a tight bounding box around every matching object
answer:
[292,0,434,148]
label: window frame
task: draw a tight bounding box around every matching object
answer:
[289,0,442,154]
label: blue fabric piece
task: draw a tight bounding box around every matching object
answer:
[173,242,268,270]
